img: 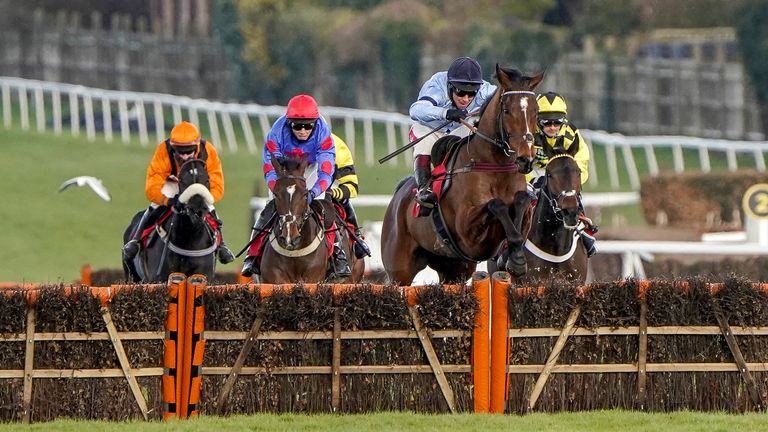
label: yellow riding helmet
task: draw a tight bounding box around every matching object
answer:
[536,92,568,122]
[170,121,201,146]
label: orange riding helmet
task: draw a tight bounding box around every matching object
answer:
[170,121,201,147]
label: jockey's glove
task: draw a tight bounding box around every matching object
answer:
[307,189,316,204]
[330,187,344,201]
[445,108,467,122]
[166,194,179,208]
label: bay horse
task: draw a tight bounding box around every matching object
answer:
[123,159,219,282]
[489,142,588,283]
[382,65,544,285]
[260,155,364,284]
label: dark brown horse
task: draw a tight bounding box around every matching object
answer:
[382,65,544,285]
[261,155,364,284]
[490,143,588,283]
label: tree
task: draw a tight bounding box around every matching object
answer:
[734,0,768,135]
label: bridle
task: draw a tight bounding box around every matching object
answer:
[471,90,536,158]
[275,175,313,237]
[538,153,580,227]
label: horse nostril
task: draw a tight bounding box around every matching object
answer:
[516,157,533,174]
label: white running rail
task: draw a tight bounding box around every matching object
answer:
[3,76,767,190]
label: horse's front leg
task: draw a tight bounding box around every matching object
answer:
[487,193,531,277]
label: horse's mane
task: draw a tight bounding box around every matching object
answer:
[275,154,306,176]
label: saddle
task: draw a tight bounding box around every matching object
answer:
[411,135,465,219]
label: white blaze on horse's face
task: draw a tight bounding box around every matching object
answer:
[520,96,533,150]
[285,184,297,237]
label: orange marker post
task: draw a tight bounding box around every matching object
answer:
[471,271,491,413]
[489,271,511,414]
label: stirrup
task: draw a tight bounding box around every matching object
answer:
[334,260,352,277]
[415,188,436,208]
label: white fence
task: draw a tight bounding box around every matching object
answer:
[3,76,768,191]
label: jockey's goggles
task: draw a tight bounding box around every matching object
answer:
[174,146,197,156]
[290,121,316,131]
[539,119,564,127]
[450,83,479,98]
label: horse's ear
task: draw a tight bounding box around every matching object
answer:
[271,153,285,176]
[495,64,511,88]
[527,71,545,90]
[567,135,581,156]
[299,154,310,173]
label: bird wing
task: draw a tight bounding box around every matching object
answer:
[58,176,111,202]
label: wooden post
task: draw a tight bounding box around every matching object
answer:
[471,271,491,413]
[408,302,456,413]
[637,298,648,410]
[331,309,342,412]
[527,305,581,411]
[216,311,264,414]
[714,303,764,410]
[22,307,36,424]
[102,306,149,420]
[489,271,511,414]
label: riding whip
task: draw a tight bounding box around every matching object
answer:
[377,120,451,164]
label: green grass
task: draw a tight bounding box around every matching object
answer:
[5,410,768,431]
[0,125,411,283]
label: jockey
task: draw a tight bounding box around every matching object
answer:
[241,94,351,278]
[329,133,371,259]
[530,92,597,257]
[409,56,497,211]
[121,121,235,264]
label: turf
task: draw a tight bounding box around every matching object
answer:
[0,126,412,283]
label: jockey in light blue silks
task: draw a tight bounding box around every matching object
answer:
[408,56,497,212]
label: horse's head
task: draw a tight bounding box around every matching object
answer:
[272,154,312,250]
[541,143,582,229]
[176,159,213,220]
[482,65,544,173]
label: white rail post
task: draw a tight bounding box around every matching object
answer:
[101,96,113,142]
[153,100,164,144]
[1,83,10,128]
[19,86,29,131]
[68,90,79,136]
[118,97,130,143]
[83,94,95,141]
[34,86,45,133]
[238,112,257,154]
[52,88,62,135]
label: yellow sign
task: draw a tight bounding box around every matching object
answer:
[742,183,768,220]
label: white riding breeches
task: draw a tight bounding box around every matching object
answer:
[410,122,472,158]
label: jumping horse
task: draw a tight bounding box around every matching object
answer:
[260,155,364,284]
[489,142,589,283]
[123,159,219,282]
[382,65,544,285]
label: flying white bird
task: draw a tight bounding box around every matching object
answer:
[58,176,111,202]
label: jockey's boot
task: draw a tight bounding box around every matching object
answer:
[341,199,371,259]
[576,202,598,258]
[414,155,436,212]
[241,200,277,277]
[211,210,235,264]
[581,230,597,258]
[332,240,352,277]
[122,207,152,261]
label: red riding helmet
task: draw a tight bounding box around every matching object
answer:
[286,94,319,120]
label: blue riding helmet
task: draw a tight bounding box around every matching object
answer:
[447,57,483,92]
